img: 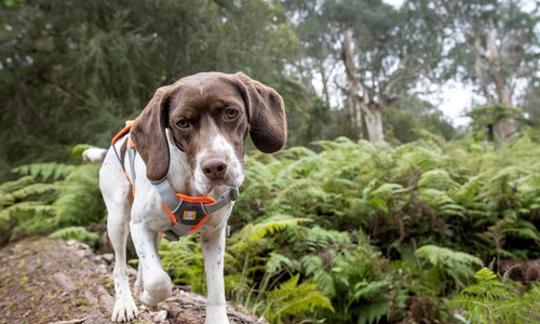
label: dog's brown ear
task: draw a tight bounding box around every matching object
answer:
[130,86,172,182]
[234,72,287,153]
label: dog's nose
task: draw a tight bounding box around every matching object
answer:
[202,158,228,181]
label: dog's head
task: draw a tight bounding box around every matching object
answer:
[131,72,286,195]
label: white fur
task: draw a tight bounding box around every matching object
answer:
[82,147,107,163]
[192,134,244,194]
[94,130,235,323]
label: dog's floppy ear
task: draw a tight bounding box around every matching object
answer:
[234,72,287,153]
[130,86,172,182]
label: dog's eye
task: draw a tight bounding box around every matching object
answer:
[225,108,239,120]
[176,118,190,129]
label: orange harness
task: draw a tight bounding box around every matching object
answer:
[111,122,239,240]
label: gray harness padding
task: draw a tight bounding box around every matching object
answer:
[152,178,239,241]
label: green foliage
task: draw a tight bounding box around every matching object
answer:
[13,163,75,181]
[415,245,483,290]
[49,226,99,247]
[0,161,104,243]
[0,0,307,166]
[223,133,540,323]
[451,268,540,323]
[262,274,334,324]
[2,135,540,323]
[160,238,206,293]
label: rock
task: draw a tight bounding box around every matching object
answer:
[152,309,168,322]
[101,253,114,263]
[52,272,76,292]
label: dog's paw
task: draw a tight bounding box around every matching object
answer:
[139,286,172,306]
[111,296,138,322]
[139,271,173,306]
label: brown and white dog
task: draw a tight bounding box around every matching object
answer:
[83,72,287,323]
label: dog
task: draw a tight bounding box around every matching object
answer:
[83,72,287,323]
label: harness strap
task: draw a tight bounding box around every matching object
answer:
[127,147,137,186]
[153,178,239,240]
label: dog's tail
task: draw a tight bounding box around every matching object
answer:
[82,147,107,163]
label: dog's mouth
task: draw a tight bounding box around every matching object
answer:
[188,173,244,197]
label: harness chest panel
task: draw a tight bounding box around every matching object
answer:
[110,123,239,241]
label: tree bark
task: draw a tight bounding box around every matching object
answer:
[341,27,363,136]
[472,26,519,144]
[362,102,384,143]
[318,61,331,109]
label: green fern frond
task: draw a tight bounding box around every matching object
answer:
[263,274,334,324]
[237,214,311,243]
[416,245,483,289]
[266,252,301,275]
[13,162,75,181]
[0,176,36,194]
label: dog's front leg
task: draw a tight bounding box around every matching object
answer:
[202,225,229,324]
[130,221,173,306]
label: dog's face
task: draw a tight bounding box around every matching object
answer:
[131,72,287,195]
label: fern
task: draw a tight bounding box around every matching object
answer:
[160,238,206,293]
[234,214,310,243]
[0,176,36,195]
[52,164,104,227]
[416,245,483,290]
[451,268,540,323]
[262,274,334,324]
[13,162,75,181]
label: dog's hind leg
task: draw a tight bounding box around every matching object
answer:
[100,151,138,322]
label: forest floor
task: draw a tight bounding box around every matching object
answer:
[0,238,264,324]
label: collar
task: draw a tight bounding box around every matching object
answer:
[152,178,239,241]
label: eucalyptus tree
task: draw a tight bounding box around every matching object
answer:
[436,0,540,143]
[321,0,445,142]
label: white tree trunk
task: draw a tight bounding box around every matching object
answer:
[472,27,519,144]
[363,107,384,143]
[341,27,363,135]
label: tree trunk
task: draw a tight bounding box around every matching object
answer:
[493,117,518,143]
[363,105,384,143]
[473,27,519,144]
[318,61,331,109]
[341,27,363,136]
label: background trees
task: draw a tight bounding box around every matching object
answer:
[435,0,540,143]
[2,0,538,169]
[2,0,539,171]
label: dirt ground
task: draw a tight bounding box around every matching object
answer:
[0,238,264,324]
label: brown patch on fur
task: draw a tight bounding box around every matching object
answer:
[130,85,173,182]
[233,72,287,153]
